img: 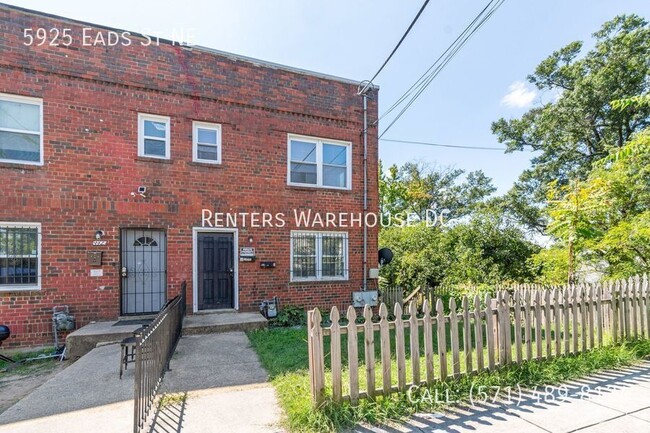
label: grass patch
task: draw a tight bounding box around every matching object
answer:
[0,348,60,376]
[248,327,650,433]
[158,392,188,408]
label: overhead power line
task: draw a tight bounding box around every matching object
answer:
[358,0,431,95]
[380,137,515,151]
[378,0,506,138]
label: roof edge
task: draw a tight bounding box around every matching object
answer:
[0,2,378,89]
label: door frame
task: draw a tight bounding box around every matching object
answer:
[192,227,239,313]
[119,227,168,316]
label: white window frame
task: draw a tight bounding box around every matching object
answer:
[287,134,352,190]
[0,222,41,291]
[290,230,348,282]
[192,121,222,164]
[0,93,44,166]
[138,113,170,159]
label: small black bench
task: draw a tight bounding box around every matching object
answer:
[119,326,146,379]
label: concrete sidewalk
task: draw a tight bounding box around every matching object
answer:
[356,361,650,433]
[0,332,283,433]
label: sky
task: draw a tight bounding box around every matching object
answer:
[5,0,650,195]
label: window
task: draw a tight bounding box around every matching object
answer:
[133,236,158,247]
[0,93,43,165]
[192,122,221,164]
[288,135,351,189]
[138,113,170,159]
[290,231,348,281]
[0,223,41,290]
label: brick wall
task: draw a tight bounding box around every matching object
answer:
[0,5,379,348]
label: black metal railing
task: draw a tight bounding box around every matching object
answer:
[133,281,186,433]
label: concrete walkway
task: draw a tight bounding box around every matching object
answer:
[0,332,283,433]
[355,360,650,433]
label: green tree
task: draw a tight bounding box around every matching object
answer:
[379,161,496,222]
[492,15,650,231]
[379,209,540,289]
[537,128,650,279]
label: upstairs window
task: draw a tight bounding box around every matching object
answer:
[0,94,43,165]
[288,135,351,189]
[192,122,221,164]
[138,113,170,159]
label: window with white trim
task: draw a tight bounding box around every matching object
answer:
[0,223,41,290]
[288,135,351,189]
[138,113,170,159]
[0,93,43,165]
[290,231,348,281]
[192,122,221,164]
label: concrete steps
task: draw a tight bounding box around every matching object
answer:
[65,312,267,359]
[182,312,268,336]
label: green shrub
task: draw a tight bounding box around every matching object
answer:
[270,305,307,327]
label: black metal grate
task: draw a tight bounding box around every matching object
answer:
[290,232,348,280]
[121,229,167,315]
[0,225,39,286]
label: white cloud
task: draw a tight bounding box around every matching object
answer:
[501,81,537,108]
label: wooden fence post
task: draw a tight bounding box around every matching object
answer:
[474,295,484,371]
[619,280,630,340]
[484,294,495,370]
[544,290,552,359]
[346,306,359,404]
[571,285,579,353]
[553,289,561,355]
[363,305,375,399]
[580,285,587,352]
[632,277,638,338]
[409,302,421,384]
[504,291,513,364]
[394,303,407,391]
[423,300,435,385]
[379,303,391,396]
[308,309,325,407]
[329,306,342,403]
[643,274,650,337]
[514,291,522,364]
[462,296,473,373]
[449,298,461,377]
[588,285,595,349]
[436,299,448,380]
[596,284,603,347]
[534,291,543,359]
[612,282,619,343]
[525,290,533,360]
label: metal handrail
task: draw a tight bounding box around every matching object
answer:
[133,281,186,433]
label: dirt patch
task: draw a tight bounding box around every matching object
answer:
[0,361,67,414]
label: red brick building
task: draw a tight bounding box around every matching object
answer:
[0,5,379,348]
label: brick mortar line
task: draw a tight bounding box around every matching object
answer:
[0,63,371,128]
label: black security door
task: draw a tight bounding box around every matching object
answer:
[120,229,167,315]
[197,233,234,310]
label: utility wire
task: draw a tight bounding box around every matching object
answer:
[378,0,500,123]
[377,0,506,138]
[380,138,518,151]
[358,0,431,95]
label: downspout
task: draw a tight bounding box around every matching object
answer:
[363,92,368,292]
[358,81,373,292]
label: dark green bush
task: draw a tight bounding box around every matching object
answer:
[270,305,307,327]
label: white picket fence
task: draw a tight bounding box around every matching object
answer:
[307,276,650,406]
